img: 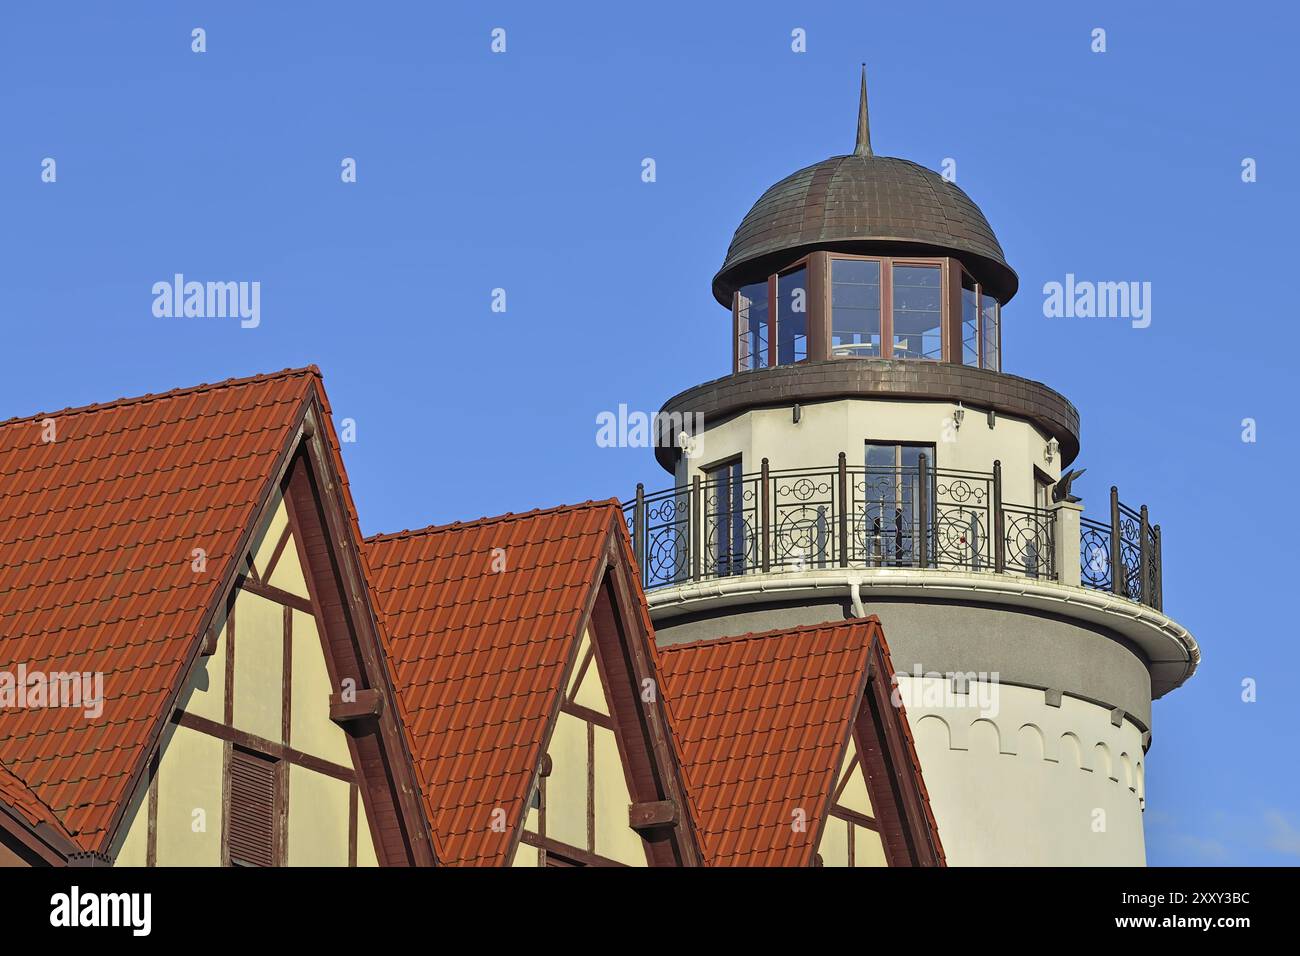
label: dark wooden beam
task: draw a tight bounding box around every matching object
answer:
[629,799,678,831]
[330,688,384,723]
[519,831,628,868]
[200,624,220,657]
[238,576,314,615]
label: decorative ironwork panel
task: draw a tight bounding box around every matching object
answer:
[639,485,692,589]
[1079,516,1112,592]
[931,470,992,572]
[1003,503,1055,580]
[1118,503,1143,603]
[702,474,759,578]
[770,468,838,570]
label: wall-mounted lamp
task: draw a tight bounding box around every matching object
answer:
[952,403,965,431]
[1045,438,1060,465]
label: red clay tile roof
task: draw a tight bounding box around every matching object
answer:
[364,501,627,867]
[0,367,321,853]
[658,617,943,867]
[0,760,68,839]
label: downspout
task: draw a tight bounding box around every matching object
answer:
[848,576,866,618]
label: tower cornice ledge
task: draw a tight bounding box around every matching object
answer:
[645,568,1198,706]
[655,360,1081,472]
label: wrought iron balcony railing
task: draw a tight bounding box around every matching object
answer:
[622,455,1163,611]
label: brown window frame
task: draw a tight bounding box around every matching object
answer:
[733,253,1003,369]
[956,265,1001,371]
[731,254,814,371]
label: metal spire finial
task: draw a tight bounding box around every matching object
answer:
[855,63,873,157]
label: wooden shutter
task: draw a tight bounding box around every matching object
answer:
[228,747,278,866]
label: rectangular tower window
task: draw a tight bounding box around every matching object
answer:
[736,281,769,372]
[228,747,278,867]
[831,258,882,357]
[863,442,935,566]
[705,458,746,576]
[890,264,943,360]
[775,266,808,364]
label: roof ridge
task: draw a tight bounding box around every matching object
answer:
[0,366,321,430]
[365,498,622,544]
[658,614,882,656]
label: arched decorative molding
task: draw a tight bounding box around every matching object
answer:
[968,718,1002,754]
[1016,724,1045,761]
[1059,732,1084,770]
[1120,753,1135,792]
[1093,742,1116,781]
[914,714,952,753]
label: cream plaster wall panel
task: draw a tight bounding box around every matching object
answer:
[818,816,850,866]
[902,676,1146,866]
[513,840,540,867]
[232,588,285,744]
[685,398,1056,507]
[855,826,888,867]
[356,798,379,867]
[571,631,610,716]
[593,723,646,866]
[514,789,541,865]
[267,529,311,599]
[289,609,352,766]
[545,710,589,850]
[251,494,289,573]
[155,723,224,866]
[178,615,227,724]
[287,765,350,866]
[112,777,151,867]
[836,739,874,818]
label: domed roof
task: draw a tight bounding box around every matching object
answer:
[712,70,1018,307]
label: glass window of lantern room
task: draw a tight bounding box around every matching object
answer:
[980,293,1000,372]
[831,258,882,357]
[775,265,808,364]
[961,272,980,367]
[890,264,943,360]
[736,281,770,372]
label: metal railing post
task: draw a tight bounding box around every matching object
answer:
[1139,504,1151,607]
[837,452,848,568]
[917,453,929,569]
[1110,486,1123,596]
[690,475,701,583]
[992,460,1005,573]
[761,458,771,573]
[634,483,646,586]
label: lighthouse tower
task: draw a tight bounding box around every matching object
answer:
[624,70,1199,866]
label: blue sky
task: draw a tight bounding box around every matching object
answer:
[1,2,1295,865]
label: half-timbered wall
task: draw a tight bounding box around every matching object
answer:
[817,736,889,867]
[514,628,648,867]
[112,490,377,866]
